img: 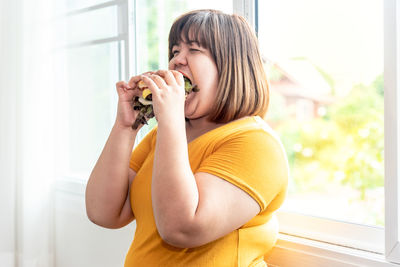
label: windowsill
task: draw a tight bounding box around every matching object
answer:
[266,233,399,266]
[276,210,384,254]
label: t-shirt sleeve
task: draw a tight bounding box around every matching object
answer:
[196,130,288,211]
[129,127,156,172]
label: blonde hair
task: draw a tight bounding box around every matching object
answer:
[168,9,269,122]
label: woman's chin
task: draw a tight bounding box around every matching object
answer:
[184,110,195,119]
[184,98,195,117]
[184,107,199,121]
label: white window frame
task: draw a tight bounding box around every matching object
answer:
[384,0,400,263]
[233,0,256,29]
[60,0,135,80]
[55,0,136,183]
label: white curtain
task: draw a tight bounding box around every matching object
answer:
[1,0,56,266]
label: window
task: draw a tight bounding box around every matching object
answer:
[260,0,384,227]
[54,0,128,178]
[258,0,400,263]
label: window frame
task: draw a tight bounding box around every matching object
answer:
[60,0,134,80]
[55,0,135,179]
[233,0,256,29]
[253,0,399,263]
[384,0,400,263]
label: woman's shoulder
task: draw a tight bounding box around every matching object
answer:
[211,116,287,159]
[216,116,281,142]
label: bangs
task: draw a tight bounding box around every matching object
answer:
[168,10,215,60]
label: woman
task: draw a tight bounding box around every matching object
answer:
[85,9,289,266]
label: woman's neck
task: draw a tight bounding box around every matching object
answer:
[185,117,225,143]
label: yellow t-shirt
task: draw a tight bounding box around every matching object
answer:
[125,116,289,267]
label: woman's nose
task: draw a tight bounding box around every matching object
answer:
[172,51,187,66]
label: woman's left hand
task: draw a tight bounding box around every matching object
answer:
[140,70,185,124]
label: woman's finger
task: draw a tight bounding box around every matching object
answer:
[149,74,168,90]
[127,71,156,88]
[116,81,129,88]
[140,75,161,95]
[115,81,130,94]
[170,70,184,87]
[127,75,142,89]
[156,70,177,86]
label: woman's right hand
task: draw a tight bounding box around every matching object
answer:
[114,72,153,130]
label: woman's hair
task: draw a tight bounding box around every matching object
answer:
[168,9,269,122]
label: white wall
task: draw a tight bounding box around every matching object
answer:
[54,183,135,267]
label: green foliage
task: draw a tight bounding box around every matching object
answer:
[372,74,384,96]
[136,0,189,133]
[138,0,187,72]
[147,3,159,70]
[275,75,384,201]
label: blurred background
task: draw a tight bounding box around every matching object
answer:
[0,0,387,266]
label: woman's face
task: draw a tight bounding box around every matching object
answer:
[168,39,219,121]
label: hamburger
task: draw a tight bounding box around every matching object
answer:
[131,75,198,129]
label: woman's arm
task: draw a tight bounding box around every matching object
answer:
[85,78,143,229]
[85,124,137,229]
